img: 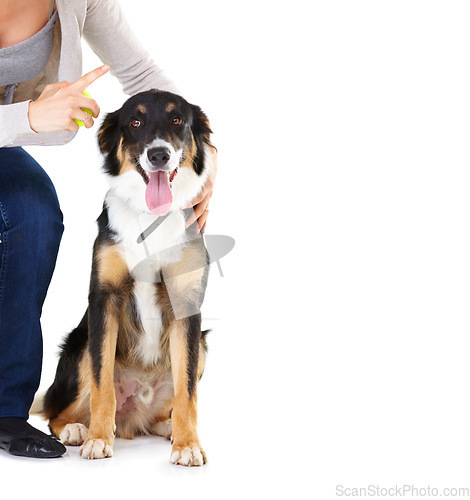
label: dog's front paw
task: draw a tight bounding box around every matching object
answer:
[80,438,113,459]
[60,423,88,446]
[171,444,206,467]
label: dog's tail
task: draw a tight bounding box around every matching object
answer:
[29,391,46,415]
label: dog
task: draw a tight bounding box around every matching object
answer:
[40,90,214,465]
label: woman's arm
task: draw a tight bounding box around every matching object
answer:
[0,101,35,147]
[82,0,179,96]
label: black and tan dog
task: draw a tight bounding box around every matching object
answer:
[39,90,214,465]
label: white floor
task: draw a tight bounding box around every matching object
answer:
[1,362,306,500]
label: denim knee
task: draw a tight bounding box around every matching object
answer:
[3,182,64,250]
[0,147,64,237]
[27,185,64,241]
[0,165,64,311]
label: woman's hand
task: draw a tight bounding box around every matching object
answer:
[185,146,218,234]
[28,65,109,133]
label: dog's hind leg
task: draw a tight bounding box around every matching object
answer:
[51,418,88,446]
[49,392,90,446]
[169,314,206,466]
[150,417,172,440]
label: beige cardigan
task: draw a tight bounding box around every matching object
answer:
[0,0,178,148]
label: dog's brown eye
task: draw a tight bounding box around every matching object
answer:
[130,119,142,128]
[171,117,183,126]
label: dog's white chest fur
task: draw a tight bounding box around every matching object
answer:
[106,190,188,367]
[132,281,162,366]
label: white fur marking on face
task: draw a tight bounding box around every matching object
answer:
[139,138,182,173]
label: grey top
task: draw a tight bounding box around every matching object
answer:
[0,2,57,96]
[0,0,178,148]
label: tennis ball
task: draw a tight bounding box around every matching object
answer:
[74,91,93,127]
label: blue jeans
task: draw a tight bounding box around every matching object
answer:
[0,147,64,419]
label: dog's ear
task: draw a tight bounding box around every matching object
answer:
[191,105,214,175]
[98,110,121,154]
[191,105,213,145]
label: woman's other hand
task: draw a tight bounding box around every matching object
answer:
[185,146,218,234]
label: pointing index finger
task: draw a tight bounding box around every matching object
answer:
[70,65,109,92]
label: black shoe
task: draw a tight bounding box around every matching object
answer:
[0,417,66,459]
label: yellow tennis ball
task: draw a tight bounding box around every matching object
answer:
[74,91,93,127]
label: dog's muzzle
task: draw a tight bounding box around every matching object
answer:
[147,147,171,170]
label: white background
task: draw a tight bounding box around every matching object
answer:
[2,1,470,499]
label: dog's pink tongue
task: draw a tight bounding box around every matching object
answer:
[145,171,172,216]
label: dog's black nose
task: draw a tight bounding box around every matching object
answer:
[147,147,171,169]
